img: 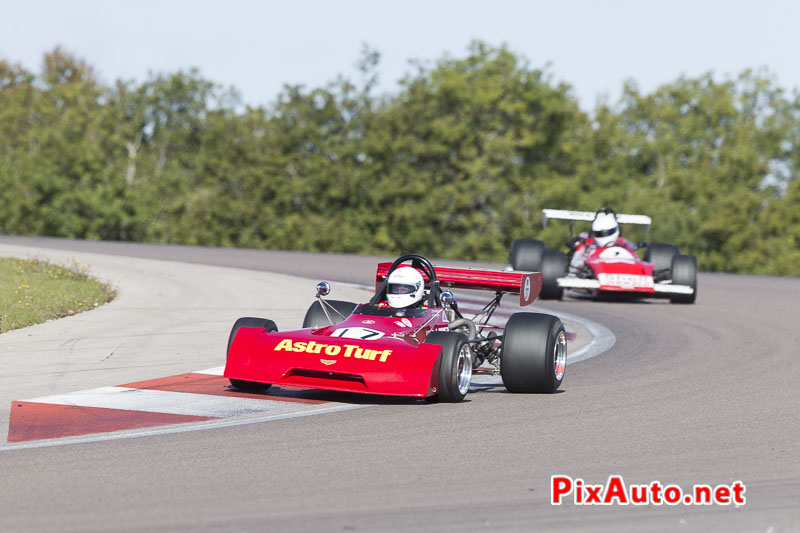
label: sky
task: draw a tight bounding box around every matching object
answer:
[2,0,799,112]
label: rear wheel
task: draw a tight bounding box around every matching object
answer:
[302,300,357,328]
[669,254,697,304]
[540,250,566,300]
[644,243,680,281]
[501,313,566,393]
[509,239,545,272]
[227,317,276,392]
[425,331,472,402]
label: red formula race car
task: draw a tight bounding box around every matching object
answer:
[509,208,697,303]
[224,254,567,402]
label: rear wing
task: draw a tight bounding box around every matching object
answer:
[542,209,652,227]
[376,263,542,306]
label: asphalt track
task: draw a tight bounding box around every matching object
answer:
[1,235,799,532]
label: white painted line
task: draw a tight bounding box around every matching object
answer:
[534,306,616,363]
[24,387,305,418]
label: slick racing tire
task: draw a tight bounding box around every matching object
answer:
[644,243,680,281]
[540,250,566,300]
[302,300,358,328]
[501,313,566,393]
[669,254,698,304]
[227,317,277,392]
[425,331,472,403]
[509,239,545,272]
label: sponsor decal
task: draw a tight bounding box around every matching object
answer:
[361,319,376,324]
[331,327,384,340]
[394,318,413,328]
[274,338,391,362]
[523,276,531,301]
[597,273,654,289]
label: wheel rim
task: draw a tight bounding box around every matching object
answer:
[553,330,567,381]
[456,344,473,395]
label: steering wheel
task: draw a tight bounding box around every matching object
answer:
[370,254,441,307]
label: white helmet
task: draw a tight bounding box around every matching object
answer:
[591,212,620,247]
[386,267,425,309]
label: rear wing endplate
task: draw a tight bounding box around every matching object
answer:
[376,263,542,306]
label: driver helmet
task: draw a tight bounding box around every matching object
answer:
[591,212,620,247]
[386,267,425,309]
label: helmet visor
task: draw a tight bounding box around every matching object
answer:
[593,227,617,238]
[388,282,420,295]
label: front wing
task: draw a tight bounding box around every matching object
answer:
[556,277,694,295]
[224,327,446,397]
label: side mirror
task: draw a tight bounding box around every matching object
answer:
[316,281,331,297]
[440,291,454,309]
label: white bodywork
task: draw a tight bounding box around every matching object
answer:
[596,246,638,264]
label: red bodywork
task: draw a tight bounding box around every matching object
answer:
[224,266,540,398]
[575,238,656,294]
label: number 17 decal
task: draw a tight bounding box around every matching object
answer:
[330,327,385,340]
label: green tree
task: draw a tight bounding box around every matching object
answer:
[2,44,799,276]
[361,41,589,259]
[590,71,796,273]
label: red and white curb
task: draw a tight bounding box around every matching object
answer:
[4,366,366,449]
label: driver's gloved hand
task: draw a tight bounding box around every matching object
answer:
[566,235,582,249]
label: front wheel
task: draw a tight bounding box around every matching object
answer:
[540,250,566,300]
[227,317,276,392]
[509,239,545,272]
[669,254,697,304]
[425,331,472,402]
[645,243,680,281]
[501,313,566,393]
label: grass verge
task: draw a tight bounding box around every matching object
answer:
[0,257,117,333]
